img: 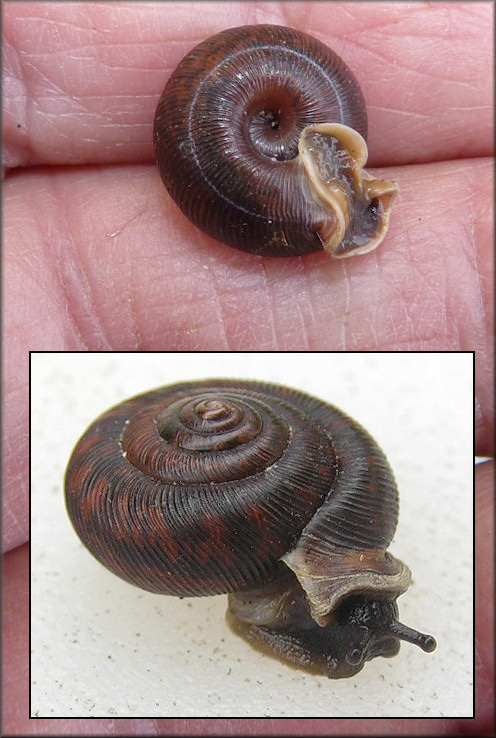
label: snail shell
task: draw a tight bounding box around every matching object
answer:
[65,379,435,678]
[153,25,398,258]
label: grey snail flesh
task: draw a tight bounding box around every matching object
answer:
[64,379,436,679]
[153,25,398,257]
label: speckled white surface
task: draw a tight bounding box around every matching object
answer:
[31,352,473,718]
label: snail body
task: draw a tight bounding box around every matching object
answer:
[153,25,398,258]
[65,379,435,678]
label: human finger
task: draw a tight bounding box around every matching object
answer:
[3,2,491,170]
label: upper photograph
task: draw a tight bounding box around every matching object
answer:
[4,1,493,351]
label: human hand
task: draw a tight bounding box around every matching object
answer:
[4,1,493,353]
[3,2,493,552]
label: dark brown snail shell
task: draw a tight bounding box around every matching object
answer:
[65,379,435,678]
[153,25,398,258]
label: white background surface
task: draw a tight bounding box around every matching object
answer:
[31,352,473,718]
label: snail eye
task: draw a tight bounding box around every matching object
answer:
[346,647,364,666]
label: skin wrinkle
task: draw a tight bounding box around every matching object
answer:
[186,297,230,349]
[7,21,146,165]
[374,106,431,119]
[339,254,352,326]
[4,55,31,164]
[298,263,319,348]
[406,252,449,342]
[366,49,477,90]
[190,255,231,350]
[292,301,310,350]
[47,173,112,349]
[445,180,490,352]
[340,16,487,92]
[347,2,484,42]
[22,58,68,100]
[259,261,280,349]
[295,272,314,349]
[267,266,310,350]
[7,188,61,320]
[187,254,230,350]
[125,257,144,352]
[2,470,27,549]
[449,105,491,113]
[392,302,416,343]
[367,269,392,349]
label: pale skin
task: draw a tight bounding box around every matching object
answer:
[3,1,494,733]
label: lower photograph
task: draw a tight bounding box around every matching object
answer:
[30,351,474,720]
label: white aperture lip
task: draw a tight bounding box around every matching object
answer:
[298,122,399,257]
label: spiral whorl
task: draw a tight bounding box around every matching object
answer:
[65,380,344,597]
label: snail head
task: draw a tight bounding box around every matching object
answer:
[227,565,436,679]
[325,594,437,678]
